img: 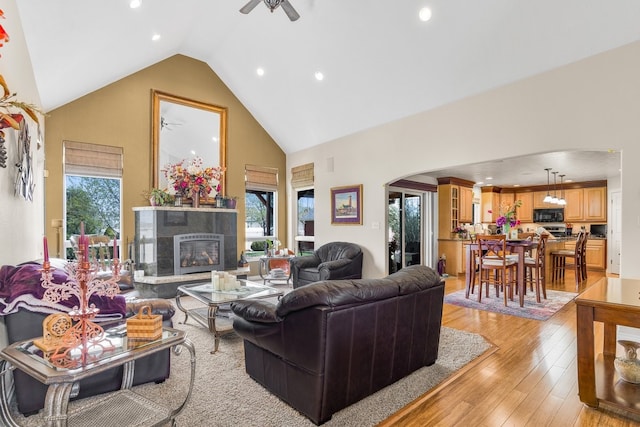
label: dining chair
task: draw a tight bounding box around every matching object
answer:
[465,235,480,298]
[524,234,548,302]
[477,234,518,306]
[551,231,586,288]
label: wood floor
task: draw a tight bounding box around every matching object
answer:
[379,270,640,427]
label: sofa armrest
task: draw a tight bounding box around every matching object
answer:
[318,258,352,272]
[231,300,281,323]
[291,255,320,269]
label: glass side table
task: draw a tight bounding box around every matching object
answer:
[0,326,195,427]
[258,255,293,285]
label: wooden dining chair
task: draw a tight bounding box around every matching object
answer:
[477,234,518,306]
[524,234,548,302]
[551,231,587,288]
[465,235,480,298]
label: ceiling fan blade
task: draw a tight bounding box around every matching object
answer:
[240,0,262,14]
[281,0,300,21]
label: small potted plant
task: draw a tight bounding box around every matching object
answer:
[144,188,173,206]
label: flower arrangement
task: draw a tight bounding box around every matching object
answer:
[453,226,467,237]
[489,199,523,231]
[163,156,224,199]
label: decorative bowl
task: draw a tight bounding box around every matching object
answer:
[615,357,640,384]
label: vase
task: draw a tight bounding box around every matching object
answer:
[615,340,640,383]
[192,190,200,208]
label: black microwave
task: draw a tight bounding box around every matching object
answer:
[533,208,564,223]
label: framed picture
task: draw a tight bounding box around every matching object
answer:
[331,184,363,225]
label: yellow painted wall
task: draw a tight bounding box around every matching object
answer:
[44,54,286,260]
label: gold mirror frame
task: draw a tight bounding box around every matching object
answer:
[152,90,227,195]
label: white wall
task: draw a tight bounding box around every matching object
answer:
[0,0,45,265]
[288,41,640,280]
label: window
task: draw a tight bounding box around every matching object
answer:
[292,163,314,255]
[245,165,278,257]
[63,141,123,259]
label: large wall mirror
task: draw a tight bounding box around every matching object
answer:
[152,90,227,194]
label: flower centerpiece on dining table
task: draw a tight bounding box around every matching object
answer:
[163,156,224,206]
[489,199,522,236]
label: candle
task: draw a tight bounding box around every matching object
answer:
[43,236,49,262]
[113,236,118,260]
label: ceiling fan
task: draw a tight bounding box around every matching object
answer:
[240,0,300,21]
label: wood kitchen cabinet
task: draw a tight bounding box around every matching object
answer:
[459,186,473,223]
[564,188,584,221]
[438,178,475,237]
[481,190,500,223]
[584,187,607,222]
[564,186,607,222]
[563,237,606,271]
[533,190,551,208]
[515,192,533,222]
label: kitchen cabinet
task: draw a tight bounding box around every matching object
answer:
[533,190,552,208]
[481,190,500,223]
[564,188,584,221]
[563,238,606,271]
[438,184,459,237]
[584,187,607,222]
[563,186,607,222]
[515,192,533,222]
[459,186,473,223]
[438,180,474,237]
[437,239,466,276]
[500,192,514,209]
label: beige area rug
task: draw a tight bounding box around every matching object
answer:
[11,294,492,427]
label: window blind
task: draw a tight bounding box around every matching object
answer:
[291,162,314,188]
[64,141,123,178]
[245,165,278,191]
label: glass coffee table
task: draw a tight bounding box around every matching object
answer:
[175,279,283,353]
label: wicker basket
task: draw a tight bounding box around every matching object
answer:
[126,305,162,340]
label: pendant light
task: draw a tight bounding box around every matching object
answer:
[550,172,559,204]
[557,174,567,205]
[543,168,553,203]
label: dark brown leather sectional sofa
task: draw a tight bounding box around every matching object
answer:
[231,264,445,425]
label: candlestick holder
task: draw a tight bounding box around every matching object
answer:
[40,242,121,368]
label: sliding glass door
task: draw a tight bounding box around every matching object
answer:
[388,190,424,274]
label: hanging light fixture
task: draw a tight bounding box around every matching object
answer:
[543,168,553,203]
[550,172,559,204]
[557,174,567,205]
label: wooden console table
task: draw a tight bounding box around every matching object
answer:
[576,277,640,414]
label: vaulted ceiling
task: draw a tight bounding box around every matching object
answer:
[16,0,640,162]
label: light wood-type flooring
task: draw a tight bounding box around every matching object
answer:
[379,269,640,427]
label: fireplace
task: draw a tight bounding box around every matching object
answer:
[173,233,224,275]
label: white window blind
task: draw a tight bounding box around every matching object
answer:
[245,165,278,191]
[64,140,123,178]
[291,162,314,188]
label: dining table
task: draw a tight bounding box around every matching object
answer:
[464,239,538,307]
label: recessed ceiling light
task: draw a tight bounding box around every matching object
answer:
[314,71,324,81]
[486,176,493,180]
[419,7,432,22]
[152,34,161,41]
[256,67,265,77]
[130,0,142,9]
[476,182,484,186]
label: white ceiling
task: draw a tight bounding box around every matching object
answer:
[15,0,640,168]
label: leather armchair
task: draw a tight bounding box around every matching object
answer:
[290,241,363,288]
[231,265,445,425]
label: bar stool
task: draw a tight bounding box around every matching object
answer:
[551,231,587,288]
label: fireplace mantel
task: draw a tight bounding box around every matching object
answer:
[133,206,238,278]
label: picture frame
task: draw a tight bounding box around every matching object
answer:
[331,184,363,225]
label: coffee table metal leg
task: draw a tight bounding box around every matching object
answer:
[175,292,190,325]
[208,304,220,353]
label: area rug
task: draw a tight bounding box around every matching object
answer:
[10,296,492,427]
[444,288,578,321]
